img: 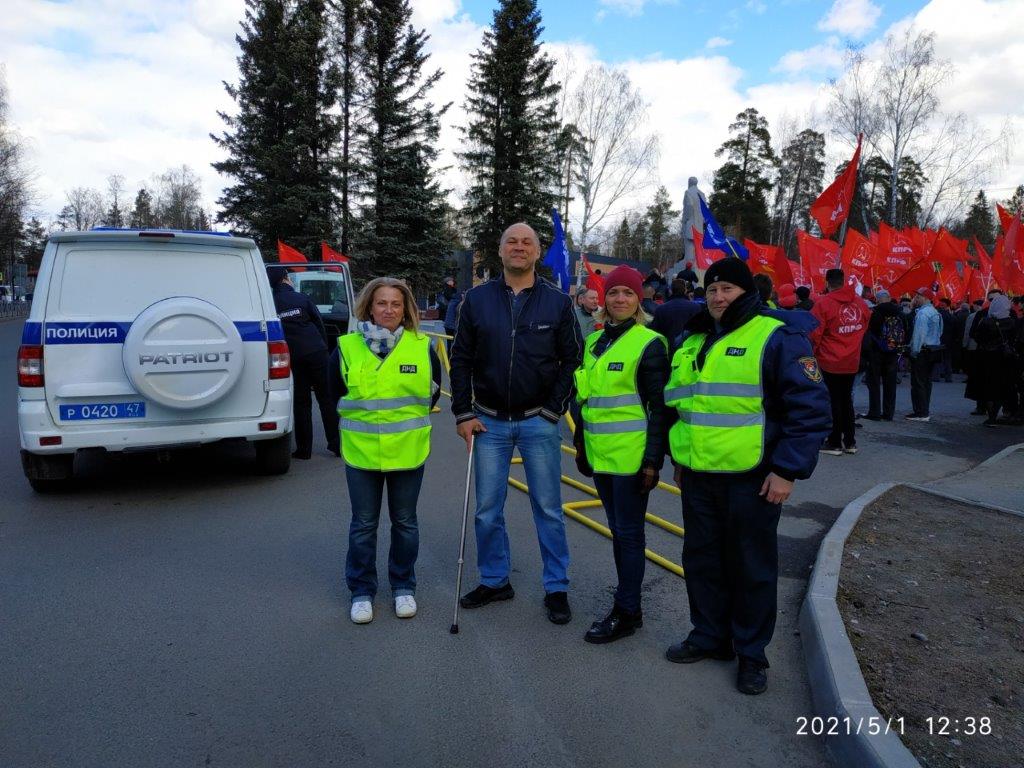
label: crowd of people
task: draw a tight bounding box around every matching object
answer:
[268,225,1020,701]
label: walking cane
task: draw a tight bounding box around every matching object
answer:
[450,434,475,634]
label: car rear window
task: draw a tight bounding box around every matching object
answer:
[54,245,256,317]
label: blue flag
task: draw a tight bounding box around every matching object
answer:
[543,208,571,292]
[699,197,749,260]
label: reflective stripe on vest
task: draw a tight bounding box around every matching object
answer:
[573,324,666,475]
[664,315,783,473]
[337,331,432,471]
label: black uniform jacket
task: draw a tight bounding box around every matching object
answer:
[272,283,328,360]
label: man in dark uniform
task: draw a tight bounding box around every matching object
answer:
[663,258,830,695]
[267,266,339,459]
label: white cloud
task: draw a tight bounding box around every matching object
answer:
[705,36,733,49]
[773,38,845,74]
[597,0,678,18]
[746,0,768,15]
[818,0,883,39]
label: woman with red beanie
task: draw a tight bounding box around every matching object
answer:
[571,265,670,644]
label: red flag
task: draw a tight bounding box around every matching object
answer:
[744,240,785,279]
[926,229,968,269]
[810,134,861,237]
[321,241,349,263]
[992,236,1005,291]
[937,267,965,304]
[877,222,918,276]
[964,267,988,301]
[693,228,722,271]
[1000,215,1024,293]
[277,240,308,272]
[796,230,840,293]
[581,254,605,304]
[996,203,1014,235]
[971,237,993,275]
[888,258,939,298]
[773,251,795,288]
[840,228,876,286]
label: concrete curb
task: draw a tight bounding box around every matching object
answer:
[798,482,922,768]
[906,482,1024,519]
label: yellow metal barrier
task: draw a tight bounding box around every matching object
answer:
[424,330,685,578]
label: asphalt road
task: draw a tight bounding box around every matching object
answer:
[2,316,1018,768]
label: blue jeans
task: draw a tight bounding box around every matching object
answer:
[344,464,423,601]
[593,473,648,614]
[473,413,570,593]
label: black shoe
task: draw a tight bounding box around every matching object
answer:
[665,640,735,664]
[460,583,514,609]
[291,451,311,460]
[584,606,642,644]
[737,658,768,695]
[858,413,882,421]
[328,445,341,457]
[544,591,572,624]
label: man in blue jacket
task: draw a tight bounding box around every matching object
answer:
[268,266,339,459]
[451,222,584,625]
[663,258,830,695]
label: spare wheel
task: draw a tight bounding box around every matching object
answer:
[123,297,246,410]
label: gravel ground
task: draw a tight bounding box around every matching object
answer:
[838,486,1024,768]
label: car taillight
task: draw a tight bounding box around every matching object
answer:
[268,340,290,379]
[18,345,44,387]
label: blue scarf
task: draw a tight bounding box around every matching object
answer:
[357,320,403,358]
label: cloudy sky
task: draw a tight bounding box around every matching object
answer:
[2,0,1022,233]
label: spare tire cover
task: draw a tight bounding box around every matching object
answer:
[123,297,246,410]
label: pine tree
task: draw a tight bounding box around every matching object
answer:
[612,217,631,260]
[332,0,363,255]
[962,190,995,246]
[213,0,342,257]
[349,0,449,291]
[709,107,776,243]
[645,185,679,269]
[629,217,648,262]
[855,155,927,229]
[1004,184,1024,216]
[20,216,46,271]
[129,188,156,229]
[772,129,824,251]
[459,0,561,274]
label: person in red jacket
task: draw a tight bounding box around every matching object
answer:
[810,269,871,455]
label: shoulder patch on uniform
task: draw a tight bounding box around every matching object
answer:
[798,356,822,382]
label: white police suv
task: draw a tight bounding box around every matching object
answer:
[17,229,294,491]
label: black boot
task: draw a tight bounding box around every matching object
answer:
[736,657,768,695]
[665,640,736,664]
[584,605,642,644]
[543,591,572,624]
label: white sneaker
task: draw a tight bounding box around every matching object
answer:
[350,599,373,624]
[395,595,417,618]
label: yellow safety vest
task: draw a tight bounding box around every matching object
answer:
[337,331,432,471]
[664,315,783,472]
[574,324,666,475]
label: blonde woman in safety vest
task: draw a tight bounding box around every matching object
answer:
[571,266,670,644]
[662,258,830,695]
[327,277,441,625]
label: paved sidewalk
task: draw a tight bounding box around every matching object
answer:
[924,443,1024,513]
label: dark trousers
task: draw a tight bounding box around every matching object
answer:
[292,351,339,457]
[593,473,649,614]
[934,348,953,382]
[865,349,898,420]
[910,349,938,417]
[822,371,856,448]
[344,464,424,599]
[681,470,781,666]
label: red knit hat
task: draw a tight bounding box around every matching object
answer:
[603,265,644,297]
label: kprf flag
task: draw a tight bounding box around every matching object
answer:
[321,242,349,263]
[811,134,862,238]
[278,240,308,271]
[888,258,939,298]
[876,223,917,286]
[971,237,993,282]
[699,197,749,260]
[692,228,722,270]
[796,230,840,293]
[926,229,968,270]
[840,228,876,286]
[543,209,571,292]
[744,239,793,286]
[997,214,1024,294]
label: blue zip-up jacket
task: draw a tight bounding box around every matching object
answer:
[673,291,831,482]
[451,274,584,424]
[910,302,943,355]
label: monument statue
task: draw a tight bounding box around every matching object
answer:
[681,177,706,264]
